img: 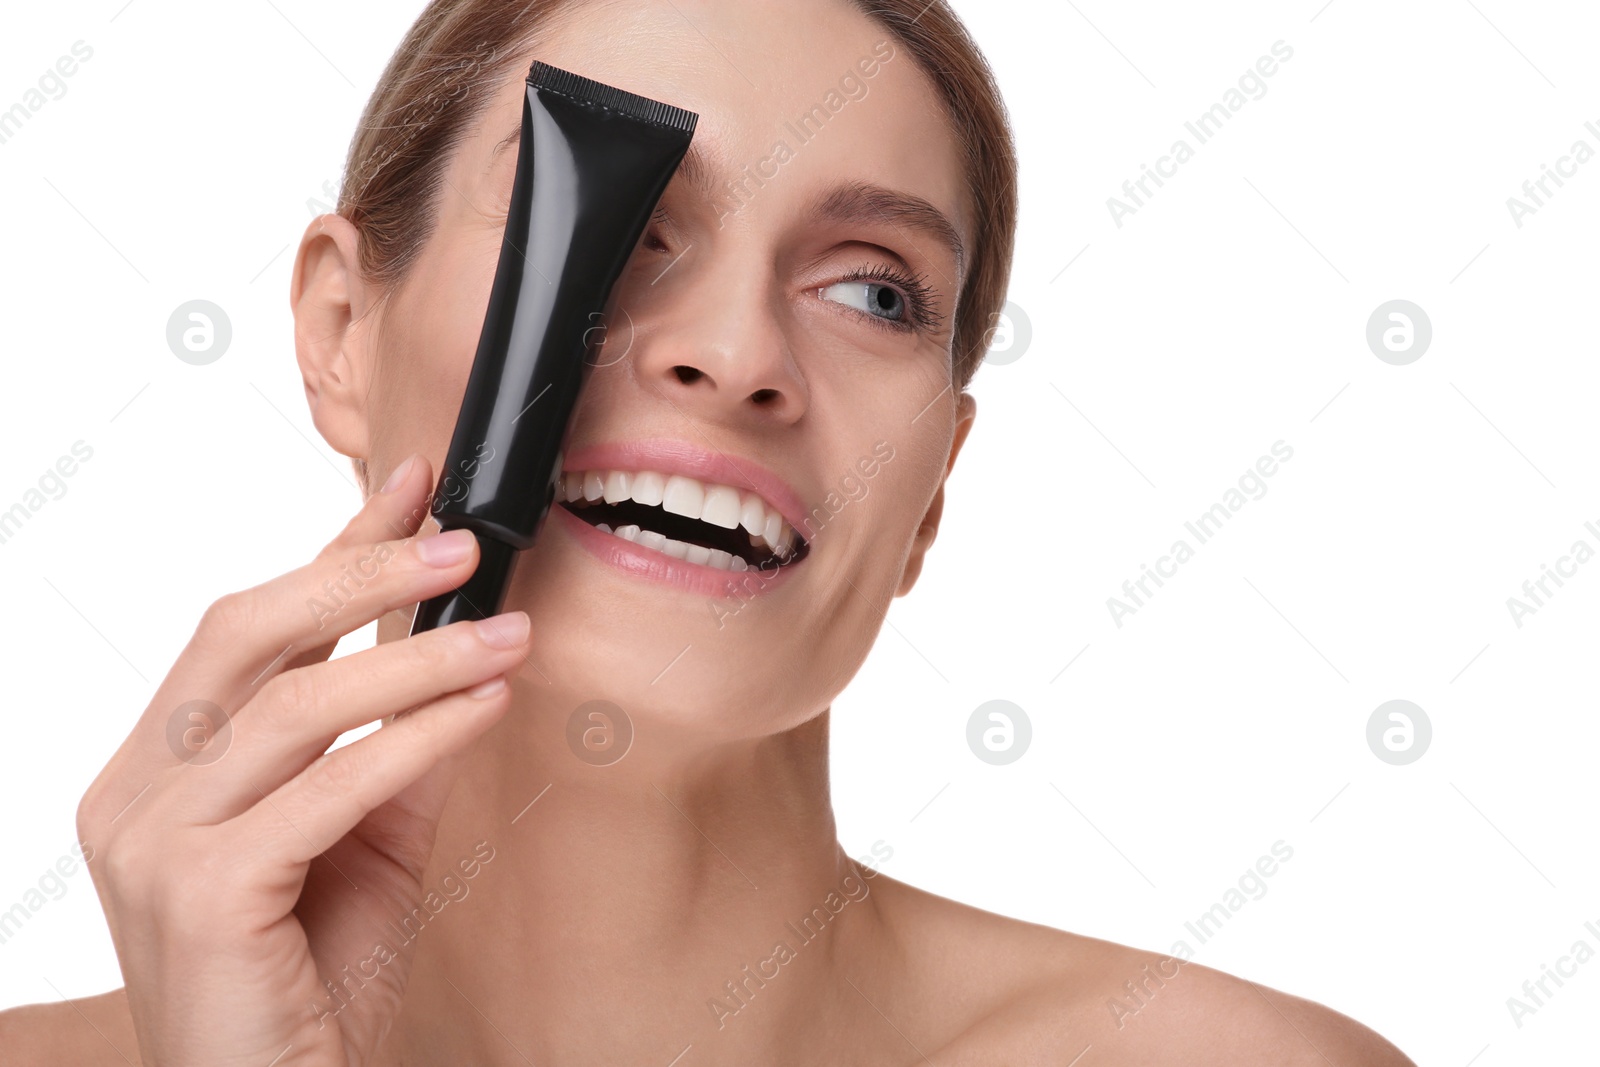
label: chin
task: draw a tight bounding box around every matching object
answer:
[501,541,842,747]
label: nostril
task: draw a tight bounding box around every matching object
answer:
[672,365,703,384]
[750,388,779,405]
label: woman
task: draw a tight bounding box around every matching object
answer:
[3,0,1415,1062]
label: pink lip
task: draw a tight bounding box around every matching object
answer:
[550,501,801,599]
[561,439,812,537]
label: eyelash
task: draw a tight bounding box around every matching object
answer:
[644,207,672,251]
[644,211,942,335]
[830,263,943,335]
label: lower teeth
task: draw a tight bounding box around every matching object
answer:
[594,522,750,571]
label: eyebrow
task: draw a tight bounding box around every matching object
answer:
[807,180,965,272]
[492,130,964,269]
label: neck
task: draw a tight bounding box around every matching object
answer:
[385,698,893,1064]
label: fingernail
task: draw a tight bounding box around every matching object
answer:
[415,528,475,566]
[380,454,419,494]
[475,611,530,649]
[467,676,508,699]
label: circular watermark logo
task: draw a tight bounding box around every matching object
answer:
[1365,300,1431,365]
[966,699,1031,765]
[583,307,636,368]
[566,699,633,766]
[983,301,1032,366]
[1366,699,1431,765]
[167,300,232,365]
[165,699,232,765]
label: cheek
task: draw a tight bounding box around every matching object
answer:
[374,237,502,458]
[829,442,941,573]
[424,232,501,375]
[863,467,931,560]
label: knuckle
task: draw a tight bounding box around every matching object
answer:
[412,629,462,675]
[305,748,367,800]
[75,778,107,833]
[401,700,453,746]
[359,538,403,577]
[355,540,404,590]
[309,540,404,617]
[258,668,321,727]
[317,516,363,557]
[72,812,102,880]
[196,589,256,644]
[98,830,156,898]
[75,770,131,856]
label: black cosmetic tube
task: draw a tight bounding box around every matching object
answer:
[409,62,697,636]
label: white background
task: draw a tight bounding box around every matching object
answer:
[2,0,1597,1061]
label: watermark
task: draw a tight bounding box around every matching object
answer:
[1504,519,1599,629]
[1105,954,1189,1030]
[583,306,637,369]
[167,300,232,365]
[1170,840,1294,958]
[165,699,233,765]
[1505,919,1599,1029]
[711,40,897,229]
[1107,40,1294,228]
[0,440,94,548]
[566,699,633,766]
[983,300,1032,366]
[1365,300,1431,365]
[709,441,896,629]
[705,840,893,1029]
[306,538,410,630]
[1106,441,1294,628]
[1366,700,1431,765]
[1505,120,1600,229]
[1105,840,1294,1027]
[348,47,500,189]
[795,441,896,544]
[307,176,340,216]
[966,700,1031,765]
[309,839,497,1028]
[0,841,94,948]
[303,445,499,629]
[707,553,789,627]
[0,40,94,148]
[427,441,499,516]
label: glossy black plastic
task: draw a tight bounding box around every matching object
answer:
[410,62,697,634]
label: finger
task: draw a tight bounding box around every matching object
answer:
[276,451,440,672]
[220,451,443,680]
[237,675,514,866]
[81,456,478,825]
[322,452,437,555]
[178,612,532,822]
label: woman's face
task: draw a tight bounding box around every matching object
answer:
[302,0,976,740]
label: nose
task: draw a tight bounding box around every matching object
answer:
[627,244,809,428]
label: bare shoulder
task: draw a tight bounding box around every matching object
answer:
[863,871,1416,1066]
[0,987,143,1066]
[1005,946,1421,1067]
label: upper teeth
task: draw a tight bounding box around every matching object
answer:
[558,469,800,561]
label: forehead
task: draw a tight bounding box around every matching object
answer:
[463,0,969,243]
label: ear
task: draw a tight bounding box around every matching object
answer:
[896,390,977,598]
[289,212,378,467]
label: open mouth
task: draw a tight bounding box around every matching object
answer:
[557,468,810,572]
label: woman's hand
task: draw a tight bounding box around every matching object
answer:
[75,454,529,1067]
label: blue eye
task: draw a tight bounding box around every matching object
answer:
[815,264,942,335]
[820,280,907,321]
